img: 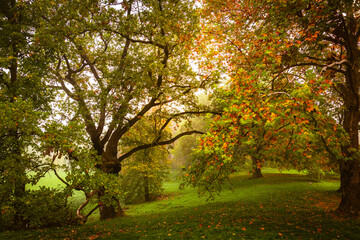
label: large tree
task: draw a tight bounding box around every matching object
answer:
[0,0,55,228]
[185,0,359,215]
[39,0,216,220]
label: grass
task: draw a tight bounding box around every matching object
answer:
[2,169,359,240]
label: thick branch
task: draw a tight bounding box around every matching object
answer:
[53,168,84,191]
[76,190,99,223]
[105,97,158,155]
[278,62,346,75]
[56,75,76,99]
[118,130,204,162]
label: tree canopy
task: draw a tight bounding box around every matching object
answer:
[183,0,360,216]
[36,0,217,221]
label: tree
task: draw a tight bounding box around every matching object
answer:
[120,114,171,203]
[38,0,216,220]
[184,0,357,215]
[0,0,52,228]
[274,0,360,216]
[240,0,360,216]
[0,0,76,229]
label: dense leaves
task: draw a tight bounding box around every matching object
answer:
[120,114,171,204]
[1,0,359,230]
[183,0,359,216]
[34,0,212,220]
[0,0,62,229]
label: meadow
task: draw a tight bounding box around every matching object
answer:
[1,169,359,240]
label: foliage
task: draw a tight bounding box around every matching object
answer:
[34,0,214,220]
[171,116,210,169]
[120,147,170,204]
[0,100,43,229]
[0,0,55,228]
[184,61,341,197]
[0,187,76,230]
[182,0,358,212]
[120,115,171,204]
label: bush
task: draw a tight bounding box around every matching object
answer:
[0,187,77,230]
[305,167,324,181]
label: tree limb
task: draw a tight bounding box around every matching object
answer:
[76,189,99,223]
[320,59,348,74]
[117,130,204,162]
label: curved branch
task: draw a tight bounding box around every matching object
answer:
[118,130,204,162]
[76,190,100,223]
[158,110,222,136]
[53,168,84,191]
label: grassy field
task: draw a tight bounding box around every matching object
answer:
[2,169,359,240]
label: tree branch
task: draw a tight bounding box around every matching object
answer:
[158,110,221,137]
[117,130,204,162]
[76,190,100,223]
[53,168,84,191]
[320,59,348,74]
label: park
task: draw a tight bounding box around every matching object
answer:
[2,169,359,239]
[1,0,360,239]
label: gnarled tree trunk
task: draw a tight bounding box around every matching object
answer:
[338,158,360,216]
[98,154,124,220]
[98,192,124,220]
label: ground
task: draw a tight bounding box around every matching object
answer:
[1,169,359,239]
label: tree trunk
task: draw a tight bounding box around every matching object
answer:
[98,152,124,220]
[337,158,360,216]
[336,168,343,193]
[13,179,26,227]
[12,133,28,227]
[338,97,360,215]
[144,173,150,202]
[338,60,360,216]
[99,205,116,220]
[99,196,124,220]
[251,156,263,178]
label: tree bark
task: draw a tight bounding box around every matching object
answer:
[337,94,360,216]
[98,196,124,220]
[98,152,124,220]
[99,205,115,220]
[13,178,26,227]
[337,158,360,216]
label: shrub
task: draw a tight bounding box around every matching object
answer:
[0,187,77,230]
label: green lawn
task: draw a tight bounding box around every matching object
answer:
[2,169,359,240]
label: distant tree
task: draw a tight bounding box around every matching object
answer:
[120,114,171,204]
[171,116,210,169]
